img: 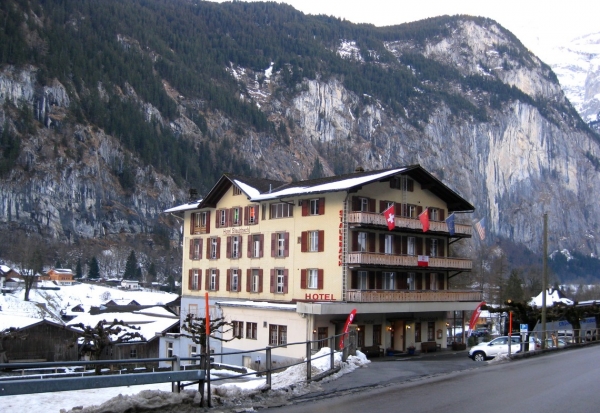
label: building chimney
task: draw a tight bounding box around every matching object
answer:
[189,188,198,201]
[354,166,365,173]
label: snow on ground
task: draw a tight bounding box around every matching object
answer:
[1,348,370,413]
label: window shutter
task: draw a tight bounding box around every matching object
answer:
[318,198,325,215]
[369,198,376,213]
[189,239,194,259]
[216,237,221,259]
[258,269,263,293]
[425,238,431,256]
[239,207,243,225]
[302,200,308,216]
[215,269,220,290]
[351,270,357,289]
[259,234,264,257]
[190,214,195,235]
[188,270,193,290]
[283,269,289,293]
[226,236,232,258]
[301,269,307,289]
[368,233,376,252]
[199,239,203,259]
[394,235,402,254]
[439,239,445,257]
[378,234,385,253]
[301,231,308,252]
[205,271,210,290]
[239,236,243,258]
[247,234,252,257]
[271,233,276,257]
[416,206,423,216]
[198,270,202,290]
[244,206,249,225]
[318,269,324,289]
[352,196,359,211]
[352,232,358,251]
[401,236,407,255]
[318,230,324,252]
[398,273,408,289]
[416,238,423,255]
[226,269,231,291]
[284,232,289,257]
[425,273,431,290]
[270,269,275,293]
[215,211,220,228]
[205,211,210,233]
[246,269,251,292]
[407,179,414,192]
[206,238,211,258]
[379,201,387,213]
[439,209,445,221]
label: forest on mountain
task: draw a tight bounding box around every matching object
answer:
[1,0,599,292]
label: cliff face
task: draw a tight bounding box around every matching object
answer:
[1,5,599,263]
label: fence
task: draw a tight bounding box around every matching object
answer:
[0,332,353,408]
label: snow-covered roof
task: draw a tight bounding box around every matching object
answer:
[529,288,574,307]
[164,199,202,213]
[0,314,44,330]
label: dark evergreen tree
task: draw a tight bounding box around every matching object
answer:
[308,157,325,180]
[123,250,138,280]
[75,258,83,279]
[88,256,100,279]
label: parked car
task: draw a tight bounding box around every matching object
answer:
[470,328,489,337]
[469,336,540,361]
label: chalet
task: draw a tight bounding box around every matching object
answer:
[44,268,75,285]
[165,165,481,365]
[120,279,141,290]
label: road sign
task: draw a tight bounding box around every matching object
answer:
[520,324,528,333]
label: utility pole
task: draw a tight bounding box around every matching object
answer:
[541,213,548,349]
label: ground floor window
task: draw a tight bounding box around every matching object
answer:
[317,327,328,349]
[246,322,257,340]
[428,321,435,341]
[233,321,243,338]
[130,348,137,358]
[373,324,382,346]
[269,324,287,346]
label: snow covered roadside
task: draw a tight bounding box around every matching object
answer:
[1,349,370,413]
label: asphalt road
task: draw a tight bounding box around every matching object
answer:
[266,345,600,413]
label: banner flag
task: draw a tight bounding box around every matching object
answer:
[468,301,486,332]
[417,255,429,267]
[446,213,456,236]
[339,308,357,350]
[383,204,396,230]
[419,208,429,232]
[474,218,486,240]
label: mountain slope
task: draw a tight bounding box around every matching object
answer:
[1,0,600,280]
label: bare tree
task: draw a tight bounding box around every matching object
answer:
[179,313,237,367]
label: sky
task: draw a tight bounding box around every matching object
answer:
[213,0,599,61]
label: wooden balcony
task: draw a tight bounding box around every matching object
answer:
[346,289,482,303]
[347,252,472,270]
[347,212,472,236]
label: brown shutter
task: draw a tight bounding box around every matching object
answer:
[226,236,232,258]
[352,196,359,211]
[318,198,325,215]
[439,239,445,257]
[239,207,243,225]
[401,236,407,254]
[258,269,263,293]
[215,210,220,228]
[205,270,210,290]
[199,239,203,259]
[284,232,289,257]
[215,269,220,290]
[271,233,276,257]
[352,232,358,251]
[283,269,289,293]
[206,238,211,258]
[198,269,202,290]
[379,201,386,213]
[379,234,385,253]
[188,270,193,290]
[239,236,243,258]
[369,198,376,213]
[226,269,231,291]
[302,200,308,216]
[216,237,221,259]
[416,238,423,255]
[205,211,210,233]
[425,273,431,290]
[368,233,376,252]
[318,269,324,289]
[301,231,308,252]
[247,235,253,257]
[439,209,445,221]
[351,270,357,289]
[318,230,324,252]
[259,234,264,257]
[189,240,194,260]
[394,235,402,254]
[301,269,307,289]
[270,269,275,293]
[425,238,431,256]
[246,269,251,292]
[398,273,408,289]
[190,213,195,235]
[244,206,249,225]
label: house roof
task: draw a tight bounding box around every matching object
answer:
[164,165,474,213]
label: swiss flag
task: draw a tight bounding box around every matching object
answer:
[383,204,395,230]
[417,255,429,267]
[419,208,429,232]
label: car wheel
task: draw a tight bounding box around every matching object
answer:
[473,352,485,362]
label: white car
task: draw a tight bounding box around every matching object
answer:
[469,336,539,361]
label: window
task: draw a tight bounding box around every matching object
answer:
[191,211,210,234]
[390,176,414,191]
[373,325,382,346]
[358,271,368,289]
[271,232,289,257]
[231,207,242,226]
[270,268,288,293]
[233,321,243,338]
[383,272,395,290]
[189,269,200,290]
[415,322,422,342]
[167,342,174,358]
[352,196,374,212]
[301,230,324,252]
[189,345,198,364]
[227,235,241,259]
[309,231,319,252]
[188,304,198,316]
[269,325,287,346]
[407,237,415,256]
[301,268,323,289]
[270,202,293,218]
[357,232,367,252]
[360,198,369,211]
[300,198,325,216]
[246,322,257,340]
[317,327,328,349]
[246,205,259,225]
[190,238,202,260]
[247,268,262,293]
[233,186,242,196]
[209,237,220,259]
[228,268,239,292]
[408,272,416,290]
[357,326,365,347]
[430,273,438,290]
[430,239,438,257]
[249,234,263,258]
[401,204,418,218]
[130,348,137,358]
[309,199,319,215]
[208,269,219,291]
[384,234,393,255]
[217,209,228,227]
[428,322,435,341]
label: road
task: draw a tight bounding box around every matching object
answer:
[266,346,600,413]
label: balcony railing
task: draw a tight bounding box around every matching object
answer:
[347,252,472,270]
[347,212,472,235]
[346,289,482,303]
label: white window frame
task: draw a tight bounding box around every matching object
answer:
[219,209,227,226]
[232,207,241,226]
[248,205,258,224]
[232,236,240,258]
[209,269,217,291]
[192,239,201,260]
[210,238,218,259]
[408,272,416,290]
[384,234,393,255]
[277,233,286,257]
[358,271,368,290]
[271,202,293,218]
[358,232,367,252]
[360,197,369,212]
[309,199,319,215]
[407,237,415,256]
[430,239,438,257]
[308,268,318,289]
[231,268,239,292]
[309,230,319,252]
[251,269,260,292]
[166,342,174,358]
[430,273,439,290]
[383,272,395,290]
[191,269,199,290]
[252,234,261,258]
[276,269,285,293]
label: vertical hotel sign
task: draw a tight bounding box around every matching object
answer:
[338,210,343,266]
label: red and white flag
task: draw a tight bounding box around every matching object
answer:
[419,208,429,232]
[383,204,395,230]
[417,255,429,267]
[469,301,486,332]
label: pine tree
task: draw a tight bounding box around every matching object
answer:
[75,258,83,279]
[123,250,138,280]
[88,257,100,279]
